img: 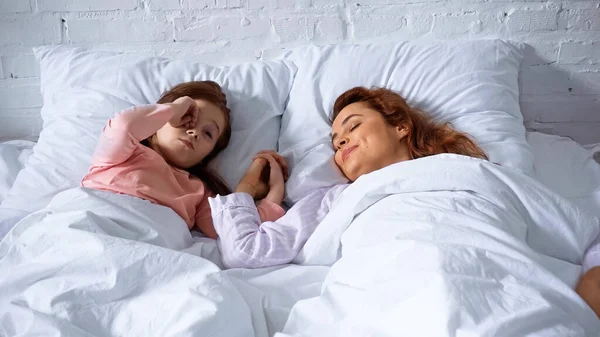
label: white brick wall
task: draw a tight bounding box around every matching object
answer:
[0,1,31,13]
[0,0,599,144]
[37,0,139,12]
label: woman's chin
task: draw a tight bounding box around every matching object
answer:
[344,163,382,182]
[341,164,363,182]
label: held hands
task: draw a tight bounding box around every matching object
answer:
[236,150,289,205]
[165,96,198,129]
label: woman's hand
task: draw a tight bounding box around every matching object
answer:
[576,266,600,318]
[166,96,198,129]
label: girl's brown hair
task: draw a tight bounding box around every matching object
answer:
[146,81,232,195]
[332,87,488,161]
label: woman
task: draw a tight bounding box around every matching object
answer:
[209,86,600,318]
[209,86,486,268]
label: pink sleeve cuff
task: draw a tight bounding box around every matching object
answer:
[257,199,285,222]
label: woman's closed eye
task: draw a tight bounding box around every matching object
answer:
[331,124,360,150]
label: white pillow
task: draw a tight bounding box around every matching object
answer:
[1,46,295,213]
[527,132,600,199]
[279,39,533,204]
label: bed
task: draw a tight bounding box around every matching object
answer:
[1,131,599,337]
[1,40,599,336]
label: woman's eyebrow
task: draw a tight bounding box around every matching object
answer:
[341,114,361,126]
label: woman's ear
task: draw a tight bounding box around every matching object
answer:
[396,126,409,140]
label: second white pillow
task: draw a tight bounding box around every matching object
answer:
[279,39,533,204]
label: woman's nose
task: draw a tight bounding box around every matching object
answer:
[336,137,348,149]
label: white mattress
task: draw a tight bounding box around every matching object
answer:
[0,132,599,336]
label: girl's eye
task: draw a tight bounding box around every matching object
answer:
[204,131,213,140]
[350,123,360,131]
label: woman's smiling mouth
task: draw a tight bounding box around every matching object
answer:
[342,145,357,162]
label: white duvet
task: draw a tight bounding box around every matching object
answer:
[282,154,600,336]
[0,188,254,337]
[1,155,599,337]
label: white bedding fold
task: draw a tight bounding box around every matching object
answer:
[0,188,253,337]
[282,154,600,336]
[0,140,35,203]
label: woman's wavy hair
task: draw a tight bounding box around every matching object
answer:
[144,81,232,195]
[332,87,488,161]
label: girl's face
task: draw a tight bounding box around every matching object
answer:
[153,99,227,169]
[331,102,411,182]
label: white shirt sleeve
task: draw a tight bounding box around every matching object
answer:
[209,184,348,269]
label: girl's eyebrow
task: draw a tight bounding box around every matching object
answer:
[210,120,220,133]
[195,104,221,133]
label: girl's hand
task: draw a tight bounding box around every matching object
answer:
[166,96,198,129]
[236,157,270,199]
[576,266,600,318]
[257,153,285,205]
[236,150,288,200]
[254,150,289,181]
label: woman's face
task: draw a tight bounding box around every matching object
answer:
[331,102,411,181]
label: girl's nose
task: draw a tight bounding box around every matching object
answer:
[187,129,198,139]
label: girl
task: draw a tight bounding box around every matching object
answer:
[82,81,284,239]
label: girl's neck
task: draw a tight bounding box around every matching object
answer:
[146,135,185,172]
[147,135,163,158]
